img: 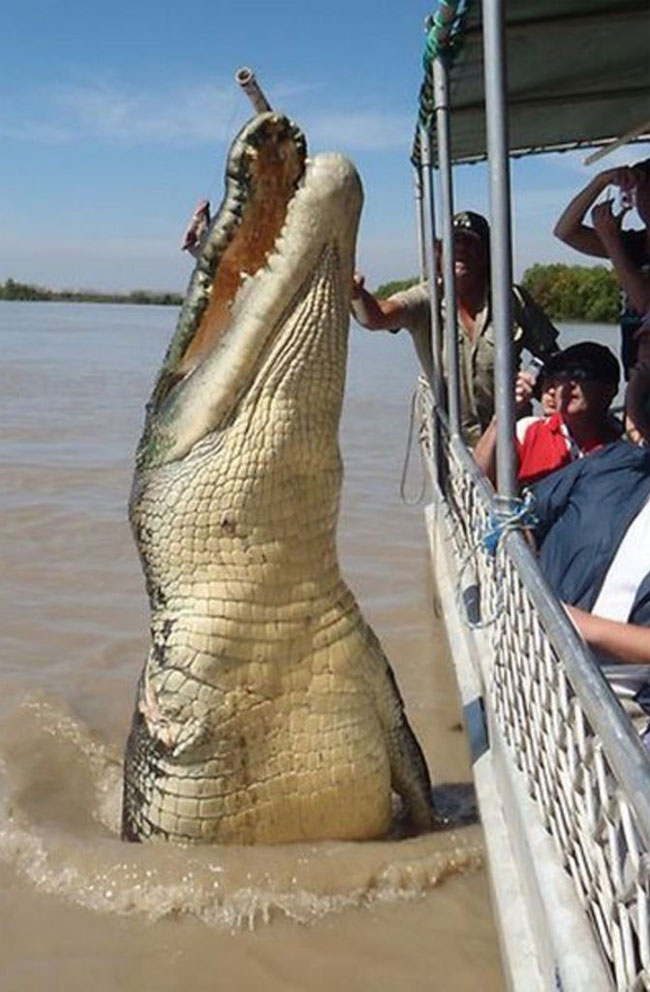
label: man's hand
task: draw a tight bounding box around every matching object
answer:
[591,199,625,248]
[563,602,650,664]
[597,166,636,191]
[514,370,535,413]
[349,272,403,331]
[351,272,365,300]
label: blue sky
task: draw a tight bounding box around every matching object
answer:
[1,0,648,293]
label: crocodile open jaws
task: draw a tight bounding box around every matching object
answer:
[122,110,436,844]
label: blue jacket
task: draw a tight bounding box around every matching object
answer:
[532,442,650,625]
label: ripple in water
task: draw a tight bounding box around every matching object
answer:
[0,696,485,929]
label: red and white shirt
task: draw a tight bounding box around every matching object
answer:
[515,413,615,488]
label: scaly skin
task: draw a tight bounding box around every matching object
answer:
[122,112,435,844]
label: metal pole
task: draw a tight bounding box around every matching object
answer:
[419,126,445,411]
[482,0,517,498]
[433,56,461,438]
[413,164,427,283]
[235,67,272,112]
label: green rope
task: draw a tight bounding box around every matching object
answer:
[425,1,463,61]
[415,0,474,141]
[455,492,538,630]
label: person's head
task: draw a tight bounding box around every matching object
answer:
[624,361,650,446]
[452,211,490,287]
[542,342,620,424]
[631,157,650,226]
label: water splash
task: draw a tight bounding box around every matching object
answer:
[0,696,485,930]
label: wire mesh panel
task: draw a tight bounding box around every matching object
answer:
[417,379,650,990]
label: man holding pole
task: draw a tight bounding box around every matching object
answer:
[351,211,558,446]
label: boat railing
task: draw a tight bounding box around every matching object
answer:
[418,376,650,988]
[410,2,650,983]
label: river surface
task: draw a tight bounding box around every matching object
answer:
[0,300,614,991]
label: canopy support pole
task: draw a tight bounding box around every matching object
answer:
[433,56,461,439]
[419,126,445,410]
[584,120,650,165]
[413,164,427,283]
[483,0,516,499]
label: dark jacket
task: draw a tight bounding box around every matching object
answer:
[532,441,650,624]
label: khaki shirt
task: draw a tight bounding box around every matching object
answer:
[390,282,558,445]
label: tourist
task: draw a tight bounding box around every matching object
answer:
[351,211,558,446]
[554,157,650,377]
[531,362,650,745]
[473,342,622,487]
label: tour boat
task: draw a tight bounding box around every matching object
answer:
[413,2,650,988]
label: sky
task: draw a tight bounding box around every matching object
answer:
[1,0,648,294]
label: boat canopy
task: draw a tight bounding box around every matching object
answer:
[415,0,650,165]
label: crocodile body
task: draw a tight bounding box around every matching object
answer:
[122,111,435,844]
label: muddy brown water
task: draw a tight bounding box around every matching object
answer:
[0,300,510,991]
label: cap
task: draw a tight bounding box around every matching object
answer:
[452,211,490,247]
[543,342,620,388]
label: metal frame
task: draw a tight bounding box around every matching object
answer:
[433,55,462,439]
[418,125,445,411]
[482,0,516,498]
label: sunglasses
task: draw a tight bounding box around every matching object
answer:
[551,365,607,384]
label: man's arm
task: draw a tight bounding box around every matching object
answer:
[350,273,407,331]
[473,372,535,485]
[592,202,650,316]
[566,605,650,664]
[635,314,650,365]
[473,417,499,484]
[553,167,634,257]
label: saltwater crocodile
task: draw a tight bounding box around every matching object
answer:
[122,110,435,844]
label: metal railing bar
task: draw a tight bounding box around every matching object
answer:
[504,529,650,848]
[412,163,427,283]
[419,126,446,411]
[433,55,462,439]
[482,0,517,498]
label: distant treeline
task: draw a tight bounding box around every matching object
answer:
[2,263,621,322]
[0,278,183,307]
[521,264,619,323]
[375,263,620,323]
